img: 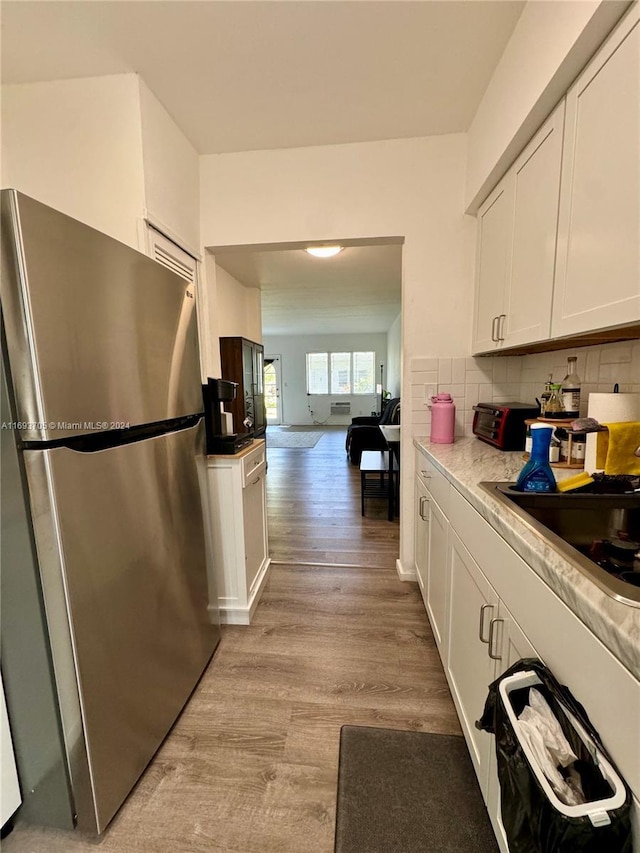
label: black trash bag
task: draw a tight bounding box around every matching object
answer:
[477,658,632,853]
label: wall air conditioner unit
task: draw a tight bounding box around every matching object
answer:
[331,402,351,415]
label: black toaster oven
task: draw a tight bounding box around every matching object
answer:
[472,402,540,451]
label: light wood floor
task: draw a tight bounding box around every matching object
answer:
[5,427,460,853]
[266,426,400,568]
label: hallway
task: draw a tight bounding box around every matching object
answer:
[4,429,459,853]
[266,426,400,568]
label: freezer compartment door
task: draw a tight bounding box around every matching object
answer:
[1,190,202,442]
[24,420,218,833]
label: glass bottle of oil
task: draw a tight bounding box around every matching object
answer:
[544,383,565,419]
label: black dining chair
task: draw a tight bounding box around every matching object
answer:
[345,398,400,465]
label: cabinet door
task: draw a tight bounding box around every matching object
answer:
[472,182,511,353]
[242,340,256,431]
[503,102,565,347]
[552,8,640,336]
[485,604,538,853]
[446,530,499,796]
[243,468,267,593]
[426,496,448,655]
[252,344,266,435]
[414,476,429,607]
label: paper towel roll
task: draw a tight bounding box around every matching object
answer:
[585,393,640,472]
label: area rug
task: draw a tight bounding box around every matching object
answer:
[334,726,499,853]
[267,429,324,449]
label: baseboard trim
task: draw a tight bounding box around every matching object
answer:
[396,558,416,582]
[269,559,397,570]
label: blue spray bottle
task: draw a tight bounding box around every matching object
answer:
[515,423,556,492]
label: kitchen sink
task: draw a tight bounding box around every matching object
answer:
[481,482,640,607]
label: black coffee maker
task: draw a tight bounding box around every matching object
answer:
[203,378,253,454]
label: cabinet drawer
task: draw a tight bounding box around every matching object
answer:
[415,450,450,514]
[242,443,265,487]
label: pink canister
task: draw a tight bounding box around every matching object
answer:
[430,393,456,444]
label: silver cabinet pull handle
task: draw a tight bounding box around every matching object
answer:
[497,314,506,342]
[251,476,260,486]
[420,470,432,478]
[491,316,499,342]
[419,495,428,520]
[488,617,504,660]
[479,604,494,643]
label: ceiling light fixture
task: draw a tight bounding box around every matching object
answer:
[304,246,343,258]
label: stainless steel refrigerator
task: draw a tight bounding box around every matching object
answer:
[0,190,220,834]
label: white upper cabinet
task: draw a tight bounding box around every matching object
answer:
[552,7,640,337]
[472,102,565,353]
[472,182,511,353]
[503,103,565,347]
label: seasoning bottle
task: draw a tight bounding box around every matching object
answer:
[549,430,561,463]
[544,384,565,419]
[524,423,533,455]
[561,356,581,418]
[571,432,586,465]
[515,424,557,492]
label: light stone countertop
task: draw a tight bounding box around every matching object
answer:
[413,436,640,681]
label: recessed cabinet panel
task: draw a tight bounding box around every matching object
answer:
[414,476,429,606]
[446,531,498,793]
[504,103,564,347]
[472,184,511,353]
[553,10,640,335]
[426,496,448,652]
[472,102,564,354]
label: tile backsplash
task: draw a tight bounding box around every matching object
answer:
[410,339,640,438]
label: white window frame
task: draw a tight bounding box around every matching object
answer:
[306,351,375,395]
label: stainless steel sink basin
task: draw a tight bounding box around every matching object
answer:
[480,482,640,607]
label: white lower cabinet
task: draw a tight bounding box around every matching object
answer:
[414,446,640,850]
[426,496,448,651]
[414,450,450,654]
[446,530,499,790]
[207,441,270,625]
[414,475,429,607]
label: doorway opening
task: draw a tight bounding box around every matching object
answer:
[208,236,403,565]
[264,356,282,424]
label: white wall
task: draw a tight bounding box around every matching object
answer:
[263,333,388,426]
[214,264,262,343]
[138,79,200,252]
[200,134,474,569]
[386,312,402,398]
[1,74,145,248]
[465,0,631,210]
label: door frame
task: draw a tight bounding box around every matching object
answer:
[264,355,283,425]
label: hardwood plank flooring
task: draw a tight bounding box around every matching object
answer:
[266,427,400,568]
[4,428,460,853]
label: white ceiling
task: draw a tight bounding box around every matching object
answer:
[1,0,525,155]
[1,0,525,335]
[215,242,403,336]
